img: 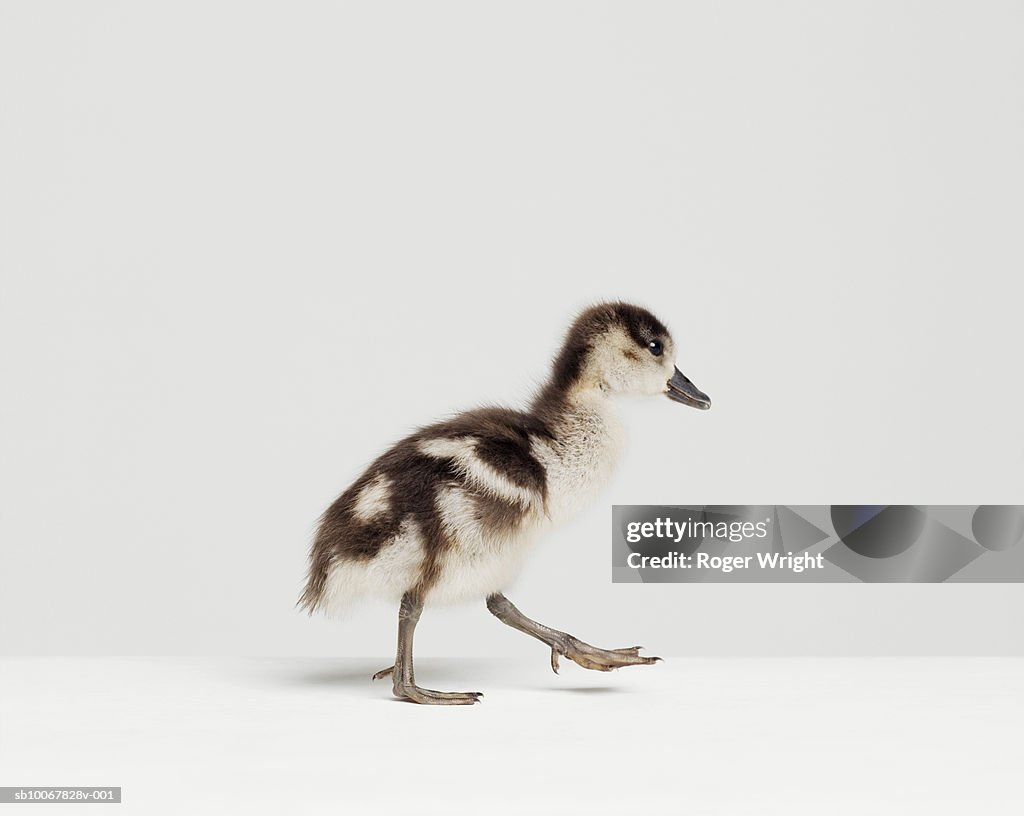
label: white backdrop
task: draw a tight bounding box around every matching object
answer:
[2,1,1022,658]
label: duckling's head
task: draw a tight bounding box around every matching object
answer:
[543,302,711,409]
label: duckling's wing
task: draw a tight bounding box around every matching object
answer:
[300,407,552,613]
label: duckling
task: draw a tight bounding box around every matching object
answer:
[300,301,710,705]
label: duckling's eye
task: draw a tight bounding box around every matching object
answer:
[647,340,663,357]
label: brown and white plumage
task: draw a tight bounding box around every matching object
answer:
[300,301,710,704]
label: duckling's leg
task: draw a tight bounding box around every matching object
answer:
[383,592,483,705]
[486,593,661,673]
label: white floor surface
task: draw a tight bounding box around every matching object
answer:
[1,657,1021,814]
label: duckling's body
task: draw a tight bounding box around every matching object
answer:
[301,302,710,704]
[304,395,622,611]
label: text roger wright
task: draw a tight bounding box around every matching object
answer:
[623,515,825,573]
[626,550,825,573]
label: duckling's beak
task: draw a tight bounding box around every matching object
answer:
[667,367,711,410]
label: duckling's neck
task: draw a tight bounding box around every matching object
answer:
[531,384,624,522]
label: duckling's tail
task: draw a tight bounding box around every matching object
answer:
[298,529,336,615]
[298,565,327,615]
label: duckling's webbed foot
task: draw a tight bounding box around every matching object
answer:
[486,593,661,673]
[385,592,483,705]
[548,638,659,673]
[393,683,483,705]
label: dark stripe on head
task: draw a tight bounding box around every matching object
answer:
[610,302,669,349]
[535,301,671,409]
